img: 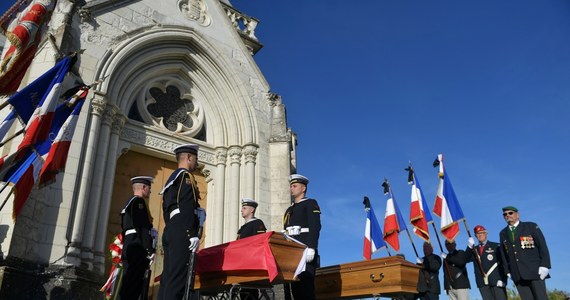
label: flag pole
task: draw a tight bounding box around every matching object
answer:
[404,228,419,258]
[0,128,25,148]
[0,186,14,212]
[463,219,486,277]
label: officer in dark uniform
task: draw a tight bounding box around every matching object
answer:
[499,206,550,300]
[119,176,156,300]
[283,174,321,300]
[465,225,507,300]
[417,242,442,300]
[441,240,471,300]
[237,198,267,239]
[237,198,267,299]
[158,144,201,300]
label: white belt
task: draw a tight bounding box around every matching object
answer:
[286,227,310,236]
[125,229,137,236]
[483,262,498,285]
[170,208,180,219]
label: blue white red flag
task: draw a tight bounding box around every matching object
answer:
[5,150,43,218]
[39,87,88,186]
[2,87,86,218]
[408,165,432,242]
[363,196,386,260]
[16,56,71,157]
[382,180,406,252]
[0,110,18,144]
[432,154,465,242]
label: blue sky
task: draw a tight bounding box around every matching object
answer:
[232,0,569,297]
[2,0,569,297]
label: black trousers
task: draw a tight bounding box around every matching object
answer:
[159,219,192,300]
[515,280,548,300]
[120,241,149,300]
[479,285,507,300]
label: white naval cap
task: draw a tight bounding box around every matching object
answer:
[241,198,258,208]
[289,174,309,185]
[173,143,199,155]
[130,176,153,185]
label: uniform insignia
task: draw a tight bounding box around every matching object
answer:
[138,203,144,209]
[487,254,494,261]
[520,236,535,249]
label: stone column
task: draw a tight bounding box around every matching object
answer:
[202,168,213,247]
[93,111,125,273]
[243,144,258,199]
[224,146,241,242]
[211,147,227,245]
[79,102,116,269]
[65,94,106,267]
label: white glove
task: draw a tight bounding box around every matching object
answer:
[507,273,511,279]
[147,253,155,264]
[440,252,447,259]
[496,280,504,287]
[416,257,424,264]
[189,237,200,252]
[538,266,549,280]
[467,237,475,249]
[306,248,315,263]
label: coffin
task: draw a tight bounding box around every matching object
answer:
[315,256,421,299]
[194,231,306,293]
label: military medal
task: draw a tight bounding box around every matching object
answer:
[487,254,493,261]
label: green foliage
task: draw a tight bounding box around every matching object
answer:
[506,286,569,300]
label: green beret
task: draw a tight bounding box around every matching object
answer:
[502,206,518,212]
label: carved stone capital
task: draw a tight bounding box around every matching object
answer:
[215,148,227,165]
[243,145,258,164]
[91,97,107,117]
[111,113,127,135]
[228,147,242,165]
[102,105,117,126]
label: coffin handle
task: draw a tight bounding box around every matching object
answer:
[370,273,384,283]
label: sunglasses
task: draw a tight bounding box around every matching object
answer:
[502,211,515,216]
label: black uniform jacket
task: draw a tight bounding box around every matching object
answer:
[419,253,442,295]
[237,218,267,239]
[161,168,200,237]
[443,249,471,290]
[283,198,321,249]
[121,196,153,257]
[499,221,551,283]
[465,241,507,288]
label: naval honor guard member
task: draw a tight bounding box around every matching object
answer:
[158,144,201,300]
[283,174,321,300]
[119,176,157,300]
[237,198,267,239]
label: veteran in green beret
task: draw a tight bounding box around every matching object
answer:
[498,206,551,300]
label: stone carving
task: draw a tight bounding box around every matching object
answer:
[178,0,211,26]
[134,79,205,137]
[228,147,242,165]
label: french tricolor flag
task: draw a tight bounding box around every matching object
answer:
[408,166,432,242]
[16,56,71,157]
[363,196,386,260]
[382,180,406,252]
[5,151,43,218]
[432,154,465,242]
[39,88,87,186]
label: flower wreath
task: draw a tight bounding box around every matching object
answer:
[100,233,123,298]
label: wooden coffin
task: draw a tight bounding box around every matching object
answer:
[315,256,421,299]
[194,232,305,292]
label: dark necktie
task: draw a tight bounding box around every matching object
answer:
[479,243,484,256]
[510,226,516,242]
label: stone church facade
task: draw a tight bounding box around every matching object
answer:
[0,0,297,298]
